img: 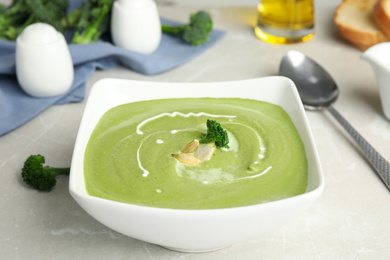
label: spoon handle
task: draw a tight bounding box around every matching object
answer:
[327,105,390,190]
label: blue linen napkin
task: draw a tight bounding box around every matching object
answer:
[0,19,225,136]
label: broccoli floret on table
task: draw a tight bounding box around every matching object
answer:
[162,10,213,45]
[21,154,70,191]
[0,0,69,41]
[68,0,114,44]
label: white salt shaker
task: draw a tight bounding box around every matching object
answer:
[111,0,161,54]
[16,23,74,98]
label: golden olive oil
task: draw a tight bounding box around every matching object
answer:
[255,0,314,44]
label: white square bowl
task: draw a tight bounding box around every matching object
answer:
[69,77,324,252]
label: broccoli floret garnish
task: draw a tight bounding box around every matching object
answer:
[21,154,70,191]
[162,10,213,45]
[199,119,229,149]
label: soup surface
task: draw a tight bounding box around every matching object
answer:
[84,98,308,209]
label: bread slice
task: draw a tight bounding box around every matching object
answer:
[374,0,390,36]
[334,0,390,50]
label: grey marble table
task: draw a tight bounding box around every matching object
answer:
[1,1,390,259]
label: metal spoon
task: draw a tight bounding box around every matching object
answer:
[279,50,390,191]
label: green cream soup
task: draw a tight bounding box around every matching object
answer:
[84,98,308,209]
